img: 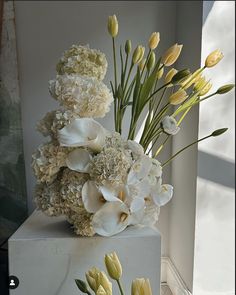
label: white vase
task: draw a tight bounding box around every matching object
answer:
[8,210,161,295]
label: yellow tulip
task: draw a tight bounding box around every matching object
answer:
[147,51,156,71]
[132,46,145,64]
[131,278,153,295]
[161,43,183,66]
[165,68,178,85]
[169,89,188,105]
[205,49,223,68]
[139,59,146,71]
[97,272,112,295]
[148,32,160,50]
[181,68,202,89]
[86,267,100,291]
[156,66,164,79]
[105,252,122,280]
[194,76,212,96]
[108,15,118,37]
[96,285,107,295]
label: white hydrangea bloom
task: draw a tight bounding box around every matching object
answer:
[34,181,64,217]
[36,109,78,140]
[60,168,89,209]
[161,116,180,135]
[49,74,113,118]
[66,208,95,237]
[32,142,69,184]
[56,44,108,80]
[90,147,133,187]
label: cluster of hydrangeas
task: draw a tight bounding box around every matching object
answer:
[32,44,173,237]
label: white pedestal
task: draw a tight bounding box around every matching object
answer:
[8,211,161,295]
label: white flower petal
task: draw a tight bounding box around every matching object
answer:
[161,116,180,135]
[130,197,145,213]
[66,149,92,172]
[58,118,108,152]
[99,186,121,202]
[152,184,173,206]
[82,181,104,213]
[127,140,144,159]
[127,155,152,184]
[92,202,130,236]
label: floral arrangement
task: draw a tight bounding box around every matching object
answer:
[74,251,152,295]
[32,15,234,237]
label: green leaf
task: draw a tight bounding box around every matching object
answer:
[132,68,141,115]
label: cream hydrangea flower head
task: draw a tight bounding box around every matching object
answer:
[34,181,65,217]
[60,168,89,209]
[36,109,78,140]
[66,207,95,237]
[49,74,113,118]
[56,44,108,80]
[90,147,132,187]
[32,142,69,184]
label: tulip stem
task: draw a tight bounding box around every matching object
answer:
[116,279,125,295]
[112,37,118,91]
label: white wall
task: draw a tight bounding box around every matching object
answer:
[169,1,203,292]
[14,0,177,256]
[193,2,235,295]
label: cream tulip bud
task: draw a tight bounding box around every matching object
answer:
[216,84,235,94]
[105,252,122,280]
[205,49,223,68]
[96,285,107,295]
[98,272,112,295]
[165,68,178,84]
[125,40,132,55]
[147,51,156,71]
[148,32,160,50]
[156,66,164,79]
[139,59,146,71]
[161,43,183,66]
[199,81,212,96]
[131,278,153,295]
[132,46,145,64]
[86,267,100,291]
[169,89,188,105]
[108,15,118,37]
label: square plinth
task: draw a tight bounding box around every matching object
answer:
[8,210,161,295]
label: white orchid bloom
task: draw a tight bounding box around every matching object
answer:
[82,181,106,213]
[66,148,92,172]
[161,116,180,135]
[58,118,109,152]
[92,201,130,236]
[127,155,152,185]
[151,182,173,206]
[127,140,144,159]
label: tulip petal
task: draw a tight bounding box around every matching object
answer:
[152,184,173,206]
[92,202,130,236]
[66,149,92,172]
[82,181,105,213]
[58,118,108,152]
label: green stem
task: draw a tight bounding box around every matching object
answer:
[162,134,212,167]
[116,279,125,295]
[155,134,171,157]
[112,38,118,91]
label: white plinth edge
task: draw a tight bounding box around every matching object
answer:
[161,257,191,295]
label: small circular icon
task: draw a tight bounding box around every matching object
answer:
[9,276,19,289]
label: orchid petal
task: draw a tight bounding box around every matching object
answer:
[127,155,152,184]
[66,149,92,172]
[58,118,109,152]
[99,186,121,202]
[152,184,173,206]
[92,202,130,236]
[82,181,105,213]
